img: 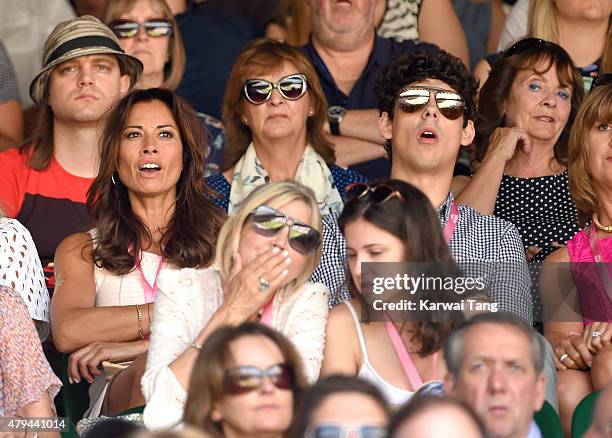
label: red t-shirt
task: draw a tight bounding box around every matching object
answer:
[0,148,94,287]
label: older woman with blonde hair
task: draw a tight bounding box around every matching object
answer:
[183,323,308,438]
[541,77,612,435]
[206,38,365,215]
[142,181,329,430]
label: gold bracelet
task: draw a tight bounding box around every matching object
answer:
[136,304,145,340]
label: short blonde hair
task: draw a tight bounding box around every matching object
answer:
[528,0,612,71]
[568,84,612,227]
[215,181,322,293]
[104,0,186,90]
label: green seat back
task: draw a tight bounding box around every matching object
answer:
[572,390,602,438]
[534,400,563,438]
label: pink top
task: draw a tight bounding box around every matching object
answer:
[566,230,612,323]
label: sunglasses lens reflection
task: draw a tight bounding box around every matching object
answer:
[110,20,172,39]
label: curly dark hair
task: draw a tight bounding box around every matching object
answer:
[338,179,465,356]
[374,48,478,123]
[374,48,478,159]
[87,88,226,274]
[475,40,585,164]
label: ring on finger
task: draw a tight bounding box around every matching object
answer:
[258,277,271,292]
[592,331,603,337]
[559,353,570,362]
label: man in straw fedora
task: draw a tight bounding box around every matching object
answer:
[0,15,142,291]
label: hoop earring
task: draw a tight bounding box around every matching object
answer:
[111,173,121,187]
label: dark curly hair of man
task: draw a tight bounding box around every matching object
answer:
[374,48,478,126]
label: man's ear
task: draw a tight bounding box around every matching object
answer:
[460,119,475,146]
[379,111,393,141]
[119,74,131,96]
[443,373,457,396]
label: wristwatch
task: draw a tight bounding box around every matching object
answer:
[328,106,346,136]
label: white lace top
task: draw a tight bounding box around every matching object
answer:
[0,218,48,338]
[141,269,330,430]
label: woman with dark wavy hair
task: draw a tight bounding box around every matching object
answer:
[455,39,585,265]
[51,87,225,419]
[320,179,466,408]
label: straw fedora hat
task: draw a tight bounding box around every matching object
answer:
[30,15,143,104]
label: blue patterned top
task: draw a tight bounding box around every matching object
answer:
[205,165,367,211]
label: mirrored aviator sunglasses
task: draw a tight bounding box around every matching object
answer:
[109,19,173,39]
[243,74,308,104]
[306,423,387,438]
[224,364,295,395]
[397,87,465,120]
[250,205,321,255]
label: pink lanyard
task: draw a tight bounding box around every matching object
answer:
[135,252,163,304]
[379,199,454,388]
[587,223,612,302]
[443,201,459,244]
[383,314,438,390]
[260,295,275,326]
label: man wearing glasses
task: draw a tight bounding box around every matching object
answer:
[312,46,561,410]
[0,15,142,291]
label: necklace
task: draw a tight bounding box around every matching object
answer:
[593,214,612,233]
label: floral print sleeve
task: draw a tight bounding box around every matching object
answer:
[0,285,61,415]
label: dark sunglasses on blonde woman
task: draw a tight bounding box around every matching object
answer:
[109,19,173,39]
[243,74,308,104]
[396,86,466,120]
[223,364,295,394]
[249,205,321,255]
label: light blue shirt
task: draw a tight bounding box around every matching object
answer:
[527,420,543,438]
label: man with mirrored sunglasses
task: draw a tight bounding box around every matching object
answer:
[314,47,533,323]
[315,47,564,411]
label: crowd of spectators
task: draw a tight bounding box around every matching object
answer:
[0,1,610,438]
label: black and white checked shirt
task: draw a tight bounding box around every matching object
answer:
[311,192,533,326]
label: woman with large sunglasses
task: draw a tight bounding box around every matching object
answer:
[183,322,307,438]
[104,0,226,174]
[320,179,465,408]
[205,38,365,216]
[540,81,612,436]
[454,40,585,264]
[142,181,329,430]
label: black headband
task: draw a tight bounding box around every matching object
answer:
[46,35,123,66]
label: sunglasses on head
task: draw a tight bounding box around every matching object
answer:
[250,205,321,255]
[224,364,295,395]
[109,18,173,39]
[397,86,465,120]
[306,423,387,438]
[346,182,404,205]
[592,73,612,89]
[243,74,308,104]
